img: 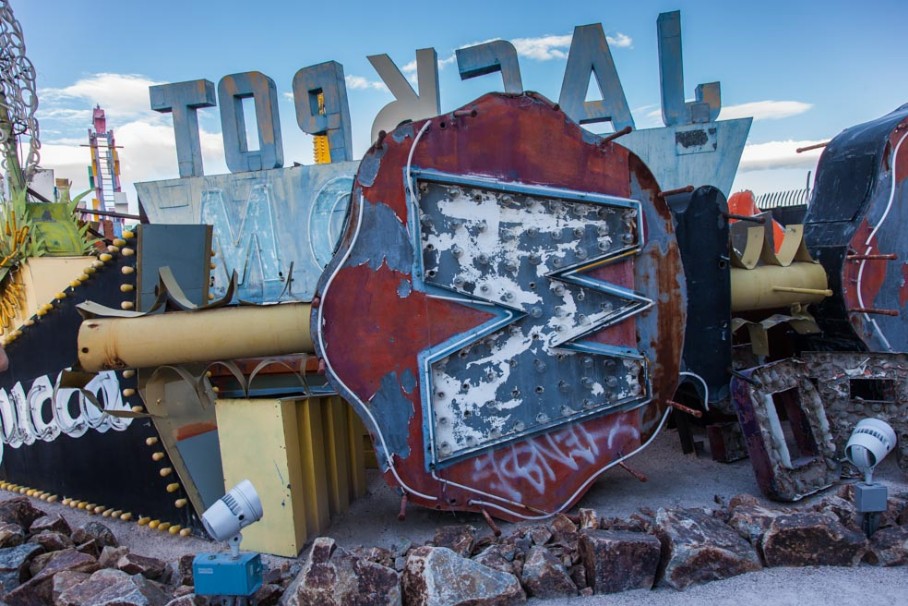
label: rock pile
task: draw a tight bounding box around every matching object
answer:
[0,485,905,606]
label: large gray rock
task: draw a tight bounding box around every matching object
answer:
[519,546,575,599]
[117,553,167,580]
[402,546,525,606]
[0,498,45,529]
[6,547,100,605]
[0,543,43,593]
[865,526,908,566]
[726,500,787,545]
[473,545,517,576]
[761,512,867,567]
[71,522,117,549]
[28,530,73,553]
[0,523,24,549]
[283,537,401,606]
[51,570,90,603]
[654,508,761,590]
[165,596,208,606]
[579,530,660,594]
[28,514,70,537]
[56,568,169,606]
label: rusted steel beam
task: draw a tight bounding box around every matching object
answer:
[796,141,828,153]
[667,400,703,418]
[848,307,900,316]
[846,253,897,261]
[601,125,633,144]
[657,185,694,198]
[617,461,648,482]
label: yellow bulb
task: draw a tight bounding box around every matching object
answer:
[69,280,81,288]
[102,509,113,517]
[131,405,144,413]
[80,273,90,281]
[99,253,113,262]
[113,238,126,247]
[123,230,135,240]
[121,266,135,275]
[107,245,120,254]
[123,369,136,378]
[121,301,135,310]
[86,266,97,274]
[158,522,171,531]
[23,320,33,327]
[208,293,215,300]
[169,525,181,535]
[179,528,191,537]
[120,512,132,521]
[148,520,160,529]
[166,483,180,493]
[92,260,104,268]
[175,498,187,508]
[137,517,150,526]
[145,436,159,446]
[159,467,173,477]
[151,452,165,461]
[94,506,105,514]
[54,292,66,300]
[210,263,216,270]
[123,388,136,397]
[47,495,58,503]
[120,284,134,293]
[122,248,135,257]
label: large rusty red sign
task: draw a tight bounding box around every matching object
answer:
[312,93,684,520]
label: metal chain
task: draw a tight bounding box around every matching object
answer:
[0,0,40,186]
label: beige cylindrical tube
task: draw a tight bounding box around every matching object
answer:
[730,262,830,312]
[78,303,313,371]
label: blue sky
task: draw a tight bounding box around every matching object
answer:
[11,0,908,202]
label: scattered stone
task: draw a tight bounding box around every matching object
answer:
[654,508,761,590]
[402,546,524,606]
[527,526,552,547]
[726,501,786,545]
[568,563,586,590]
[28,513,70,536]
[56,568,169,606]
[75,538,101,559]
[51,570,90,603]
[118,552,167,580]
[350,546,394,568]
[0,523,24,549]
[549,515,577,540]
[577,509,599,530]
[174,554,195,586]
[171,585,195,598]
[165,595,208,606]
[72,522,118,549]
[390,538,413,559]
[284,537,401,606]
[0,498,45,529]
[27,551,55,577]
[432,525,475,558]
[0,543,43,593]
[811,495,858,529]
[28,530,73,553]
[761,511,867,567]
[29,547,99,582]
[579,529,660,594]
[253,583,282,606]
[99,545,130,569]
[519,545,576,599]
[473,545,517,576]
[864,526,908,566]
[600,516,648,533]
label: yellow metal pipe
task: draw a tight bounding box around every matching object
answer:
[78,303,313,371]
[731,262,829,312]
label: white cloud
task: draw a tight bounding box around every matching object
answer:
[345,74,387,91]
[721,100,812,121]
[40,73,164,119]
[738,139,825,172]
[511,34,573,61]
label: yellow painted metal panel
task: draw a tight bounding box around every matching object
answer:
[321,398,350,515]
[296,398,330,536]
[346,407,367,499]
[215,398,307,557]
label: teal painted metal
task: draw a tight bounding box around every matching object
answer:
[456,40,524,94]
[135,162,357,303]
[217,72,284,173]
[292,61,354,162]
[149,79,216,178]
[620,118,751,197]
[558,24,634,129]
[657,11,721,126]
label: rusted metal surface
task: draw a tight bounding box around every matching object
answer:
[803,104,908,353]
[731,359,839,501]
[312,92,684,520]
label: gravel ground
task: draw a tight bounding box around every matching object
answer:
[4,426,907,604]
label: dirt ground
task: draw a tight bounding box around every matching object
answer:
[6,426,907,604]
